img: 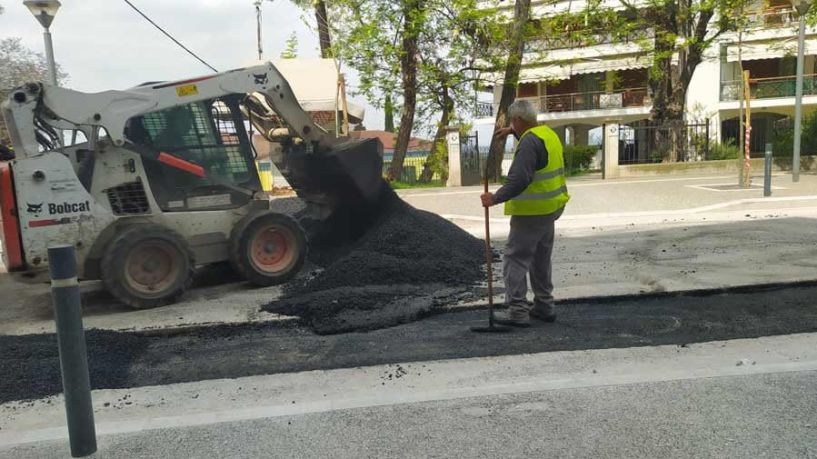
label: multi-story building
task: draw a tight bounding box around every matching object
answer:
[474,0,817,163]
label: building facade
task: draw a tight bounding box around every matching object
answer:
[474,0,817,163]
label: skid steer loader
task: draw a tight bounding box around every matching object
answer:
[0,62,383,309]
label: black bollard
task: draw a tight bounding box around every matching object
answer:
[764,143,773,197]
[48,245,97,457]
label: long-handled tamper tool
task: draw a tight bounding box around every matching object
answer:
[471,173,512,333]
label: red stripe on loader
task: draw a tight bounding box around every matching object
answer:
[29,219,61,228]
[0,164,23,269]
[158,152,206,178]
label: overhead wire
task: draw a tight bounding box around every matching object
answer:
[122,0,219,73]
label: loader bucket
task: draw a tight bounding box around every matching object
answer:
[274,137,385,210]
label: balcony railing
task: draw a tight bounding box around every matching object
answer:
[744,7,797,29]
[525,28,653,52]
[475,101,494,117]
[519,87,649,113]
[720,74,817,101]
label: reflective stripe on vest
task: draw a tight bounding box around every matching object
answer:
[504,125,570,216]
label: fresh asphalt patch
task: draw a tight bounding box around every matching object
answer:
[2,283,817,403]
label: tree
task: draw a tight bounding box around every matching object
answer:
[280,32,299,59]
[484,0,530,181]
[0,37,68,145]
[384,94,395,132]
[291,0,334,58]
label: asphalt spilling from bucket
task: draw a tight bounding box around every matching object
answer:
[264,185,486,334]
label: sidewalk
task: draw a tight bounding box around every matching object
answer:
[2,172,817,335]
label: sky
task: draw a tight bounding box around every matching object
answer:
[0,0,386,130]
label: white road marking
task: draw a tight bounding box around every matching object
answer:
[686,183,787,192]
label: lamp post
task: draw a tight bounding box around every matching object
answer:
[23,0,61,87]
[791,0,812,182]
[254,0,263,60]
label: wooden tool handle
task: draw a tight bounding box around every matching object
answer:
[483,175,493,308]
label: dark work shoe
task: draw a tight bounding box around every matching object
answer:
[492,310,530,327]
[530,308,556,323]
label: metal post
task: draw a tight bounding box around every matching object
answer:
[48,245,97,458]
[255,0,263,61]
[793,9,807,183]
[43,28,57,86]
[764,143,773,197]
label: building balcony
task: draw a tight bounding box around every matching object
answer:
[720,74,817,101]
[519,87,649,113]
[744,6,797,30]
[475,101,494,118]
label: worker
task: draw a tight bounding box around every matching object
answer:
[480,100,570,327]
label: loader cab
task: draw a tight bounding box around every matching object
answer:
[125,94,261,212]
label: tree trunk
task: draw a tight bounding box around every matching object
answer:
[485,0,530,182]
[387,0,423,182]
[384,94,395,133]
[315,1,333,58]
[420,86,453,182]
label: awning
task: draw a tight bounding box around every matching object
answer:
[726,37,817,62]
[517,54,651,82]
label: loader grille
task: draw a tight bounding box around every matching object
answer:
[106,181,150,215]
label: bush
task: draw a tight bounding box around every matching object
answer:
[709,139,740,160]
[563,145,597,174]
[773,111,817,157]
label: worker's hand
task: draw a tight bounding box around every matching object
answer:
[481,192,495,208]
[493,127,513,140]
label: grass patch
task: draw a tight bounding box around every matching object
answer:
[390,180,446,189]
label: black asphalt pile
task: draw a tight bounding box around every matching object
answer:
[264,184,485,334]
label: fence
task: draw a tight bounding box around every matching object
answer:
[619,121,710,164]
[382,154,441,183]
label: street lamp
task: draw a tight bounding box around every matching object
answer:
[791,0,811,182]
[23,0,61,86]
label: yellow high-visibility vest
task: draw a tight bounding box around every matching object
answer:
[504,125,570,216]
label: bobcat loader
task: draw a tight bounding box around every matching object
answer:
[0,62,383,308]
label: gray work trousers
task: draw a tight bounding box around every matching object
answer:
[503,207,564,314]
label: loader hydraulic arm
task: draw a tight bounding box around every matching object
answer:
[1,62,335,159]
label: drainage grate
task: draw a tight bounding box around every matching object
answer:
[106,181,150,215]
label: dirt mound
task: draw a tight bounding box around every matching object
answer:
[264,185,485,334]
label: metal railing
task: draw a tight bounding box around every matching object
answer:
[526,27,653,52]
[382,155,440,183]
[519,87,649,113]
[475,101,494,117]
[744,7,797,29]
[720,74,817,101]
[619,121,710,164]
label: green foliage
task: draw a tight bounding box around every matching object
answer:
[563,145,597,174]
[390,179,445,189]
[280,32,299,59]
[709,139,740,160]
[773,112,817,157]
[427,139,450,180]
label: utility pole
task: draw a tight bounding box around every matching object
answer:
[254,0,267,60]
[791,0,812,182]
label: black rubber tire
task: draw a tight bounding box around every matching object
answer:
[230,211,307,286]
[100,224,195,309]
